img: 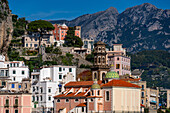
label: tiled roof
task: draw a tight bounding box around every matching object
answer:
[65,81,102,87]
[121,78,141,82]
[76,103,87,107]
[102,79,141,88]
[54,92,87,98]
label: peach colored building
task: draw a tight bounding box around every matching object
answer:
[54,75,141,113]
[53,24,81,41]
[0,92,32,113]
[107,44,131,76]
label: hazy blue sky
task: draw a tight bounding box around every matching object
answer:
[8,0,170,21]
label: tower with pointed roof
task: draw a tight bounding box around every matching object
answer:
[91,41,110,81]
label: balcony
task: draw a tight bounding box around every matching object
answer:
[13,104,18,108]
[4,104,9,107]
[150,93,157,97]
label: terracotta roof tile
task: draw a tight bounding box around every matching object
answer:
[76,103,87,107]
[121,78,141,82]
[65,81,102,87]
[102,79,141,88]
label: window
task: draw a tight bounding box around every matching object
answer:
[62,35,63,37]
[59,75,62,79]
[57,99,60,102]
[35,38,37,41]
[6,99,9,105]
[75,99,78,102]
[142,99,144,104]
[33,75,35,79]
[116,64,120,69]
[94,73,97,79]
[82,107,84,112]
[1,70,4,76]
[142,92,144,98]
[117,57,119,60]
[21,71,25,75]
[13,70,16,74]
[18,85,21,88]
[92,91,94,95]
[32,96,35,101]
[69,68,72,72]
[142,85,144,90]
[6,110,9,113]
[48,88,51,93]
[37,87,39,91]
[15,110,18,113]
[106,91,110,101]
[2,81,6,86]
[17,63,19,67]
[91,99,93,102]
[85,98,87,102]
[34,44,37,47]
[6,70,8,76]
[15,99,18,105]
[25,83,27,88]
[10,63,12,67]
[37,96,39,101]
[63,68,65,71]
[14,63,16,67]
[30,44,32,47]
[41,87,43,93]
[66,99,69,102]
[13,77,15,81]
[12,84,15,88]
[98,90,100,95]
[59,67,62,72]
[7,64,9,68]
[26,44,28,47]
[48,96,51,101]
[40,96,43,101]
[59,87,62,93]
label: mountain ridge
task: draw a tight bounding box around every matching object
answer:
[49,3,170,53]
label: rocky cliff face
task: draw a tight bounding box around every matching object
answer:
[50,3,170,53]
[0,0,13,58]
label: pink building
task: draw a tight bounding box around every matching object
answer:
[0,92,32,113]
[107,44,131,76]
[54,73,141,113]
[52,24,81,41]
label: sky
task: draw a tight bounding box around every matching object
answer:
[8,0,170,21]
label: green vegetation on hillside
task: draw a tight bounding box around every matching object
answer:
[12,15,28,38]
[63,27,83,47]
[128,50,170,89]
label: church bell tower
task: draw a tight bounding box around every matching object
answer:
[91,41,110,80]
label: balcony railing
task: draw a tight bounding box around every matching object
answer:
[4,104,9,107]
[13,104,18,108]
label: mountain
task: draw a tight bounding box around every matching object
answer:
[0,0,13,58]
[50,3,170,53]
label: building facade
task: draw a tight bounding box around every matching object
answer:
[107,44,131,76]
[52,24,81,46]
[31,65,76,113]
[167,90,170,108]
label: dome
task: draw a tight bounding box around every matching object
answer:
[91,79,100,89]
[105,71,119,79]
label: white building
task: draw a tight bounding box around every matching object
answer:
[31,65,76,113]
[0,55,29,83]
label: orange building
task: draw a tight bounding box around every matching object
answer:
[53,24,81,41]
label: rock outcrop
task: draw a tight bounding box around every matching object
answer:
[0,0,13,59]
[50,3,170,53]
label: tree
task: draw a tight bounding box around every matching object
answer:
[63,27,83,48]
[27,20,54,48]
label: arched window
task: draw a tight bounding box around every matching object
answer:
[98,57,101,63]
[102,73,105,79]
[94,73,97,79]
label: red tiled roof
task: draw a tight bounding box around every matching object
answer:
[76,103,87,107]
[102,79,141,88]
[75,92,86,97]
[141,104,145,107]
[65,81,102,87]
[121,78,141,82]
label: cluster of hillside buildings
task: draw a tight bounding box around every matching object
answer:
[0,41,170,113]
